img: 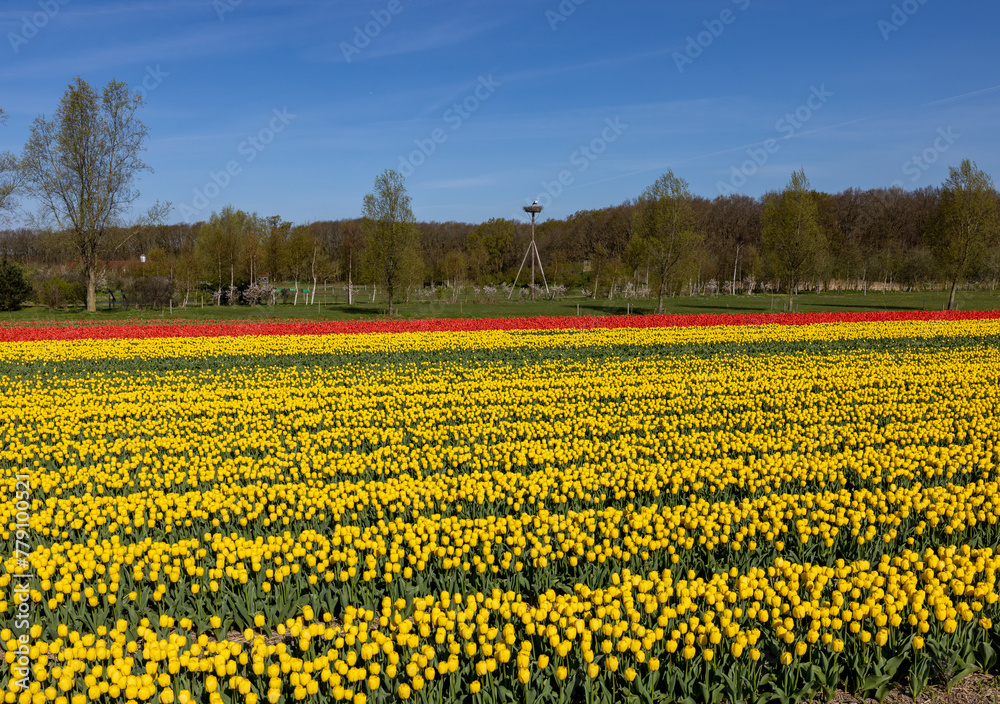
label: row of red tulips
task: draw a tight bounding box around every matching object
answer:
[2,309,999,342]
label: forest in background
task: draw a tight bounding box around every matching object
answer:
[3,172,999,313]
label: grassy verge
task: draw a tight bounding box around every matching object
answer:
[2,288,999,324]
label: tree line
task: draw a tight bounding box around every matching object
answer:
[1,78,999,313]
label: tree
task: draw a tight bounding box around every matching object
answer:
[467,218,515,276]
[929,159,1000,310]
[0,257,32,311]
[285,225,314,305]
[361,169,421,314]
[707,194,761,294]
[176,243,201,307]
[630,170,702,313]
[0,108,20,221]
[262,215,292,284]
[198,206,252,304]
[761,169,827,311]
[441,248,467,288]
[337,219,364,305]
[285,224,331,305]
[242,213,265,286]
[19,77,160,312]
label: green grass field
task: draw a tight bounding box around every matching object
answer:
[3,287,999,324]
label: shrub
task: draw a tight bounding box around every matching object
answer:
[0,258,33,311]
[124,276,175,309]
[40,277,86,310]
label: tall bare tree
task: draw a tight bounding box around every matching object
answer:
[929,159,1000,310]
[337,219,363,304]
[0,108,20,221]
[19,77,161,312]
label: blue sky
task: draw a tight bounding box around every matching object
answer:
[2,0,999,226]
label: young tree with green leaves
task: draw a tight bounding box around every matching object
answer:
[361,169,421,315]
[197,206,254,303]
[19,77,164,312]
[285,225,315,305]
[761,169,827,311]
[630,170,702,313]
[242,213,265,287]
[306,230,333,305]
[928,159,1000,310]
[262,216,292,284]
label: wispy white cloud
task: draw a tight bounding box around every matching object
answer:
[921,84,1000,107]
[301,15,509,64]
[499,47,675,87]
[0,0,199,22]
[2,28,256,81]
[0,1,322,79]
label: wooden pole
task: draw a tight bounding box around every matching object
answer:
[514,205,544,298]
[533,238,550,296]
[509,245,533,299]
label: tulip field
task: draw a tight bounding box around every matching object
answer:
[4,309,1000,704]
